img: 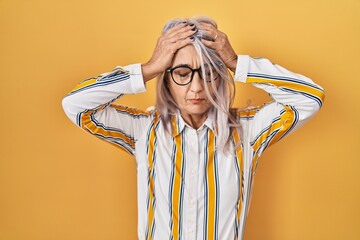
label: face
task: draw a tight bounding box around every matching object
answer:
[167,45,216,119]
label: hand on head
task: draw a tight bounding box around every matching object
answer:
[199,22,238,72]
[142,22,196,82]
[141,18,238,82]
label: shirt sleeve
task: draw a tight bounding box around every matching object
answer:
[234,55,325,157]
[62,63,154,156]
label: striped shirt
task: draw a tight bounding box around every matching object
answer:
[62,55,325,240]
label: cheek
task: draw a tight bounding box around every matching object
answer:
[168,83,188,103]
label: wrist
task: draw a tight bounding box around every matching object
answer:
[141,62,161,83]
[225,55,238,72]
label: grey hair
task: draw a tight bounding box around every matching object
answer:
[155,16,242,152]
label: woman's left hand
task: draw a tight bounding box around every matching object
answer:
[199,23,238,72]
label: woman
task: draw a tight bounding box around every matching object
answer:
[62,16,325,240]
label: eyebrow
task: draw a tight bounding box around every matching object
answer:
[171,63,211,69]
[172,64,192,68]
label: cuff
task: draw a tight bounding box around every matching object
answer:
[123,63,146,93]
[234,55,250,83]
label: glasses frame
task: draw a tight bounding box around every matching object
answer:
[166,65,219,86]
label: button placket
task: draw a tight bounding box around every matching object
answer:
[185,128,199,238]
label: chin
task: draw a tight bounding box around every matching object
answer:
[185,106,211,115]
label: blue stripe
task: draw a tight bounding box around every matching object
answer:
[239,114,255,120]
[145,119,157,240]
[203,129,209,240]
[145,121,154,154]
[86,114,135,153]
[98,70,128,82]
[89,117,134,153]
[90,114,135,142]
[178,130,186,239]
[67,74,129,96]
[168,140,176,240]
[151,120,160,240]
[74,92,123,126]
[145,193,150,238]
[232,137,240,238]
[281,87,323,107]
[76,112,82,126]
[89,133,133,154]
[253,106,298,155]
[151,221,156,239]
[214,137,219,240]
[248,72,323,91]
[250,116,282,146]
[249,107,286,146]
[255,130,279,155]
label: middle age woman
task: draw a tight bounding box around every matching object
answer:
[62,16,325,240]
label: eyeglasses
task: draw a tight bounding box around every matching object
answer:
[166,65,219,86]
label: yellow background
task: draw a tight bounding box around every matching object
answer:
[0,0,359,239]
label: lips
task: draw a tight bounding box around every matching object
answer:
[188,98,204,104]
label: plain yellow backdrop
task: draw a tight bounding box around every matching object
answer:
[0,0,359,239]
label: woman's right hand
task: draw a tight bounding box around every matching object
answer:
[142,22,196,82]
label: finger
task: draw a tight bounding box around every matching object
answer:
[166,29,196,44]
[198,23,222,38]
[200,38,218,49]
[200,33,216,42]
[167,24,196,39]
[199,22,216,31]
[174,37,194,51]
[165,36,193,54]
[164,22,188,35]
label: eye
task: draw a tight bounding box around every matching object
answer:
[174,68,192,78]
[204,67,214,76]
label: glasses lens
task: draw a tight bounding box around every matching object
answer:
[172,67,192,85]
[200,66,218,82]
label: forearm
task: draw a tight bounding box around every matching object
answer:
[62,64,146,124]
[234,55,325,155]
[234,55,325,118]
[141,62,162,83]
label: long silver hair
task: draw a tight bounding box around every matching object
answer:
[156,16,242,151]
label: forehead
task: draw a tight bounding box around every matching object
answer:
[172,45,200,67]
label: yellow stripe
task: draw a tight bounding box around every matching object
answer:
[206,130,216,239]
[69,67,129,94]
[251,153,260,176]
[247,77,325,103]
[237,108,258,118]
[171,115,179,137]
[171,132,183,239]
[232,129,243,232]
[69,78,97,93]
[146,114,159,240]
[81,109,135,148]
[252,105,295,155]
[111,104,152,116]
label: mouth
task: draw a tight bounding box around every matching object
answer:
[188,98,205,104]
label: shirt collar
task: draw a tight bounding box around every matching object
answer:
[171,109,215,137]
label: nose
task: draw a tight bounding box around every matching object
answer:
[189,71,204,93]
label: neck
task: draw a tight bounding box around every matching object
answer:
[181,112,208,130]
